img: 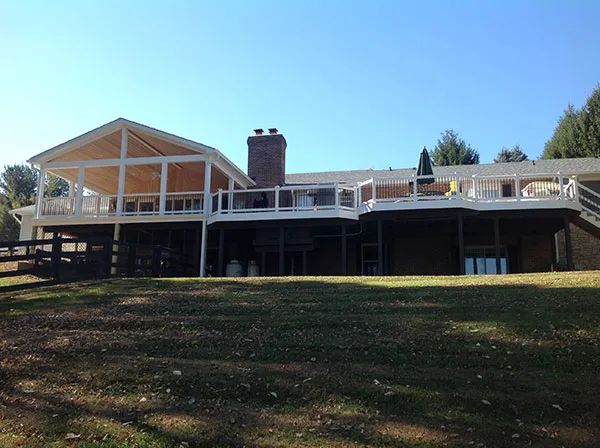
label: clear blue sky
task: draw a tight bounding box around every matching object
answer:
[1,1,599,173]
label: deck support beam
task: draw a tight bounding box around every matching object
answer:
[458,215,465,275]
[563,215,574,271]
[377,220,383,275]
[341,224,347,275]
[217,227,225,277]
[279,226,285,276]
[494,218,501,274]
[111,223,121,275]
[199,159,213,277]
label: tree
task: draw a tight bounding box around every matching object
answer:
[0,164,38,209]
[45,173,70,198]
[0,164,69,241]
[579,85,600,157]
[494,145,528,163]
[431,130,480,166]
[543,104,584,159]
[543,85,600,159]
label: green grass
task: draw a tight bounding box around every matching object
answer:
[0,273,599,447]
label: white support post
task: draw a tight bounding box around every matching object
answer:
[558,171,565,201]
[75,167,85,216]
[454,173,461,200]
[68,181,75,197]
[199,159,213,277]
[371,178,376,202]
[116,127,128,216]
[413,176,418,202]
[227,178,234,213]
[35,166,46,218]
[334,182,340,210]
[472,176,478,200]
[159,162,168,215]
[275,186,280,211]
[217,188,223,212]
[199,220,208,277]
[515,174,521,201]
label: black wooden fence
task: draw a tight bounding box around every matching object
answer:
[0,235,194,291]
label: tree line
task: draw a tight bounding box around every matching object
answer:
[431,84,600,166]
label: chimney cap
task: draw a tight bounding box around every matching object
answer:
[268,128,278,135]
[253,128,264,136]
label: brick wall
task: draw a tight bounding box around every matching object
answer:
[556,224,600,270]
[520,235,553,272]
[391,236,455,275]
[247,133,287,188]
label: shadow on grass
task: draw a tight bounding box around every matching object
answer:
[0,275,599,447]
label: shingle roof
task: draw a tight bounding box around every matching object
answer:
[285,157,600,185]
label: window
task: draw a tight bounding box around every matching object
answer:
[464,246,508,275]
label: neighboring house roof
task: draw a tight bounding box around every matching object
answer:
[28,117,255,187]
[285,158,600,185]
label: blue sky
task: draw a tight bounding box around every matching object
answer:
[1,1,599,173]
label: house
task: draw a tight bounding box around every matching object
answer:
[14,118,600,276]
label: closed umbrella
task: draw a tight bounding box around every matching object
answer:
[416,147,435,184]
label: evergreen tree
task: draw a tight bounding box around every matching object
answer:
[494,145,528,163]
[0,164,69,241]
[431,130,480,166]
[543,85,600,158]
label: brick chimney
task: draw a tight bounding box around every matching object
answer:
[247,128,287,188]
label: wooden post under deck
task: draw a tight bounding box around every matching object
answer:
[217,228,225,277]
[563,215,574,271]
[278,227,285,276]
[458,215,465,275]
[494,218,501,274]
[377,220,383,275]
[341,224,347,275]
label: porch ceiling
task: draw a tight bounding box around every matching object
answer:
[29,118,255,189]
[49,160,232,195]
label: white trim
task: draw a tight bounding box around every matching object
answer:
[199,220,208,277]
[159,162,168,214]
[35,166,45,219]
[75,167,85,216]
[115,128,128,215]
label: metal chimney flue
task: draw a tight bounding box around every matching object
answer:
[253,128,264,136]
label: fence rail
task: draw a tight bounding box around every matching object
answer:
[0,235,195,290]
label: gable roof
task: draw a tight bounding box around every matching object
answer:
[28,118,255,187]
[285,158,600,185]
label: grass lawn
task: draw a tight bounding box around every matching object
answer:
[0,273,599,447]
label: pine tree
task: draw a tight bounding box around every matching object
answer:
[494,145,528,163]
[431,130,480,166]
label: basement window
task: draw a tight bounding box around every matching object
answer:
[464,246,508,275]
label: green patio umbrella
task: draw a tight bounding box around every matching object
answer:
[416,147,435,184]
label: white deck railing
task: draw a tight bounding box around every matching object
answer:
[358,173,576,204]
[211,184,356,215]
[40,192,203,218]
[38,173,585,221]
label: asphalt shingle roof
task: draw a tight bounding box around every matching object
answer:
[285,157,600,185]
